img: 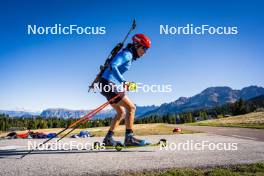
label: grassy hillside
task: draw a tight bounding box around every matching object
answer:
[191,112,264,129]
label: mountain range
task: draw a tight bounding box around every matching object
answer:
[40,105,158,119]
[0,110,40,118]
[1,85,264,119]
[140,85,264,117]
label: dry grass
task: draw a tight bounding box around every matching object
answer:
[0,123,195,138]
[193,112,264,129]
[88,123,195,137]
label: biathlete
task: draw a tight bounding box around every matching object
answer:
[99,34,151,146]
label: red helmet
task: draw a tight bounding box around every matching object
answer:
[132,34,151,48]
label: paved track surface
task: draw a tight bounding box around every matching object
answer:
[177,125,264,141]
[0,132,264,176]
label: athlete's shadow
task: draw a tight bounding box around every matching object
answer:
[0,149,154,159]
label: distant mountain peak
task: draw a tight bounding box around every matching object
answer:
[201,86,233,94]
[173,97,189,105]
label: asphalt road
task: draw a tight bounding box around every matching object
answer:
[176,125,264,142]
[0,132,264,176]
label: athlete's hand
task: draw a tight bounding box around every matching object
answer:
[123,81,137,91]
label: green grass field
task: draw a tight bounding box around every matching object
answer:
[191,112,264,129]
[126,162,264,176]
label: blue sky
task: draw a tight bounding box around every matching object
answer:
[0,0,263,111]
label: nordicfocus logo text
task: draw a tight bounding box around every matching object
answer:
[160,140,238,151]
[94,82,172,93]
[27,24,106,35]
[160,24,238,35]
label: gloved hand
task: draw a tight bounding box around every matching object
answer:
[123,81,137,91]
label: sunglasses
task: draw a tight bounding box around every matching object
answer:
[143,46,148,52]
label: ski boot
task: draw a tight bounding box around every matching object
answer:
[124,133,149,146]
[103,135,122,147]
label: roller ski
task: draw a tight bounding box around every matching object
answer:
[93,138,167,151]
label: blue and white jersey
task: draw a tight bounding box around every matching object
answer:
[102,49,133,85]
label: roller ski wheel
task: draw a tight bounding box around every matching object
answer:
[158,138,168,148]
[115,142,124,151]
[93,141,102,150]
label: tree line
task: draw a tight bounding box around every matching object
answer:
[0,116,115,132]
[137,96,264,124]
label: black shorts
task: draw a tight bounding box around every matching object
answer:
[99,78,125,104]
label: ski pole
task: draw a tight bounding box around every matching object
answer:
[56,103,107,142]
[44,100,109,148]
[55,94,118,142]
[20,92,124,159]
